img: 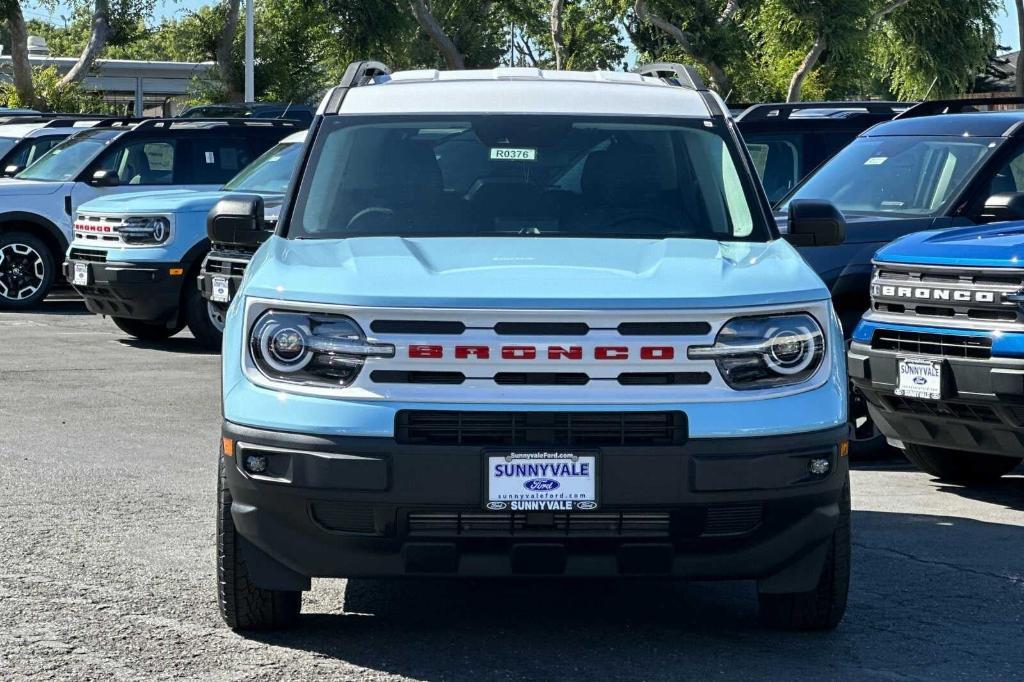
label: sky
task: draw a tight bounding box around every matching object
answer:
[26,0,1024,52]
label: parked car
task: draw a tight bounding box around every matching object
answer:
[0,117,139,177]
[213,61,851,632]
[196,132,306,326]
[64,130,306,348]
[849,223,1024,483]
[736,101,906,204]
[0,118,300,310]
[180,102,315,126]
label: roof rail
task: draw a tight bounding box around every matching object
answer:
[133,118,301,130]
[323,60,392,114]
[895,95,1024,119]
[737,101,909,122]
[634,62,706,91]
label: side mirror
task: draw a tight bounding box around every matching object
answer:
[784,199,846,247]
[3,164,24,177]
[979,192,1024,223]
[207,194,268,246]
[90,169,119,187]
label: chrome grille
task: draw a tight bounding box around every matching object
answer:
[871,329,992,359]
[406,511,671,537]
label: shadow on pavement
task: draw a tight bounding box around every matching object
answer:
[117,337,218,355]
[246,510,1024,680]
[4,299,90,316]
[935,472,1024,513]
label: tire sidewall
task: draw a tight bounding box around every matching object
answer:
[0,231,55,309]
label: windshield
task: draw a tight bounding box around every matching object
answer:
[783,135,998,217]
[288,115,767,241]
[17,131,114,182]
[0,138,16,161]
[223,140,302,193]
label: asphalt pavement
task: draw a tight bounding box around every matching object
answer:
[2,299,1023,680]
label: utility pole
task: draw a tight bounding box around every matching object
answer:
[244,0,255,102]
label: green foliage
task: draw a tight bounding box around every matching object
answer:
[0,65,113,112]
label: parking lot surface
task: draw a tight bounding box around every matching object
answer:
[2,300,1023,681]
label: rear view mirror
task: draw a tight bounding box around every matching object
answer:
[207,194,268,246]
[784,200,846,247]
[979,192,1024,223]
[4,164,24,177]
[90,169,119,187]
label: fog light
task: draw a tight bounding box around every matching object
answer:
[244,454,267,474]
[808,458,830,476]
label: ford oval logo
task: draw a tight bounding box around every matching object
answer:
[486,501,507,510]
[523,478,559,491]
[576,501,598,510]
[913,376,927,385]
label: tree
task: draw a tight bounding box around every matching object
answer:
[215,0,242,101]
[550,0,564,69]
[1,0,36,106]
[409,0,465,69]
[59,0,110,85]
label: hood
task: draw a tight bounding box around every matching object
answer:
[78,189,286,216]
[243,236,830,309]
[0,178,64,197]
[876,221,1024,268]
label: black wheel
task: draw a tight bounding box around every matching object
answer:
[758,475,850,631]
[217,457,301,630]
[903,443,1022,484]
[848,382,894,459]
[183,282,223,350]
[0,231,54,309]
[111,316,183,341]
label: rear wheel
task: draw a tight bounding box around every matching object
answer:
[903,443,1022,484]
[183,283,222,350]
[0,231,54,310]
[758,475,850,631]
[217,457,301,630]
[111,316,183,341]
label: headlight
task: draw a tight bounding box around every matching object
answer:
[688,314,824,390]
[249,310,394,387]
[117,216,170,245]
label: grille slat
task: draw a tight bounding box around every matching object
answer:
[407,511,671,537]
[871,329,992,359]
[68,248,107,263]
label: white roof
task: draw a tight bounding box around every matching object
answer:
[281,130,307,144]
[328,68,713,118]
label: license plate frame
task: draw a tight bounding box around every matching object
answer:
[483,449,599,512]
[896,357,943,401]
[210,276,230,303]
[72,262,89,286]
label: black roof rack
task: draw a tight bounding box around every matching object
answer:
[634,62,706,91]
[895,96,1024,119]
[323,60,392,114]
[737,101,910,122]
[133,118,301,130]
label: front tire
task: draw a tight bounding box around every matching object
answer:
[0,231,54,310]
[758,475,850,631]
[217,457,301,631]
[111,316,183,341]
[903,443,1022,484]
[183,283,222,350]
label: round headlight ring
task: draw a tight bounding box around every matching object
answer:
[763,326,817,375]
[258,320,313,373]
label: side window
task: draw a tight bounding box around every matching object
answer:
[94,140,176,185]
[9,135,63,168]
[189,138,256,184]
[743,133,803,204]
[980,145,1024,199]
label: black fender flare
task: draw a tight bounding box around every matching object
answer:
[0,211,69,256]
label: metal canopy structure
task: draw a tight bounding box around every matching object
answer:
[0,55,216,115]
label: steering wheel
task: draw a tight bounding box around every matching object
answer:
[346,207,395,232]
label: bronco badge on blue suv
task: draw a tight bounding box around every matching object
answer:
[215,61,852,632]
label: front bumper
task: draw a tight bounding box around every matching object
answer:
[65,258,185,323]
[849,334,1024,456]
[197,249,251,306]
[222,420,848,589]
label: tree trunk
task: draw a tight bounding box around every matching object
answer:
[787,34,827,102]
[215,0,243,102]
[409,0,466,70]
[550,0,565,70]
[2,1,36,107]
[633,0,733,94]
[1016,0,1024,96]
[59,0,110,86]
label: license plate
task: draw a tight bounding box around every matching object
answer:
[896,357,942,400]
[485,451,597,511]
[72,262,88,286]
[211,276,230,303]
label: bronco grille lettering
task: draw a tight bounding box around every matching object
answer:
[874,284,995,303]
[409,345,683,360]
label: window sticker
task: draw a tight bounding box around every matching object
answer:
[490,147,537,161]
[205,151,215,164]
[864,156,887,166]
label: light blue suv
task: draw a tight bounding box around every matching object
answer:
[66,130,305,348]
[213,62,852,632]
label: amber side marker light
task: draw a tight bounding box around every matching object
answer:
[222,437,235,457]
[839,440,849,458]
[169,267,184,276]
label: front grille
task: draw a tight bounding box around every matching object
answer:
[702,504,763,537]
[872,262,1024,325]
[886,396,1000,424]
[203,256,247,277]
[871,329,992,359]
[68,248,107,263]
[367,319,713,337]
[395,410,687,446]
[407,511,671,537]
[310,502,378,534]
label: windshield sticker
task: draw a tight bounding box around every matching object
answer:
[205,151,215,164]
[864,156,887,166]
[490,148,537,161]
